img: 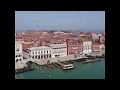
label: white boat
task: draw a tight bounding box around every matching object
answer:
[62,64,74,70]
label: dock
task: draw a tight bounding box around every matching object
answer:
[83,58,101,64]
[56,61,65,68]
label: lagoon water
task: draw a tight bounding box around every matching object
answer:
[15,58,105,79]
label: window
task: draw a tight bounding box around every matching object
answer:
[36,51,37,54]
[35,56,37,59]
[33,52,34,55]
[55,55,57,57]
[38,55,40,59]
[16,59,18,62]
[32,56,34,59]
[47,50,48,53]
[41,55,43,59]
[16,48,19,51]
[19,55,21,57]
[41,51,43,54]
[44,51,45,53]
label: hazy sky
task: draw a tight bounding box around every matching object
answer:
[15,11,105,31]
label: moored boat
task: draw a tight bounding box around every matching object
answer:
[62,64,74,70]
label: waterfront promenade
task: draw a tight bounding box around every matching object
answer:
[15,58,105,79]
[15,50,105,69]
[15,62,28,69]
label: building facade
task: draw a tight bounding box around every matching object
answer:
[15,41,23,62]
[26,46,52,59]
[66,39,82,55]
[48,40,67,58]
[99,44,105,51]
[81,40,92,54]
[92,42,100,52]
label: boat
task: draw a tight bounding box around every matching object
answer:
[62,64,74,70]
[82,60,92,64]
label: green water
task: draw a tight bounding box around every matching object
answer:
[15,58,105,79]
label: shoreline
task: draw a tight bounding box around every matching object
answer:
[15,50,105,70]
[15,58,105,79]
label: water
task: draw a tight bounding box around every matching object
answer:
[15,58,105,79]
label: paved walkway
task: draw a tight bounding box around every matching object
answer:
[15,61,28,69]
[15,50,105,69]
[21,54,87,65]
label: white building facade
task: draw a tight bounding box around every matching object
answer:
[15,41,23,62]
[82,40,92,54]
[99,44,105,51]
[26,46,52,59]
[49,41,67,58]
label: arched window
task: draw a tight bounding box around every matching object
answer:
[35,56,37,59]
[16,59,18,62]
[16,48,19,51]
[38,55,40,59]
[32,56,34,59]
[41,55,43,59]
[49,54,51,58]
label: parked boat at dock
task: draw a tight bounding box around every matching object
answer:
[62,64,74,70]
[83,58,101,64]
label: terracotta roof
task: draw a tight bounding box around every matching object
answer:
[92,42,100,45]
[82,39,92,42]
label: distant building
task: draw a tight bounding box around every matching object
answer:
[92,42,100,52]
[48,39,67,58]
[81,40,92,54]
[66,39,82,55]
[26,46,52,59]
[99,44,105,51]
[15,41,23,62]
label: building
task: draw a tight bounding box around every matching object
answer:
[99,35,105,44]
[66,39,82,55]
[92,42,100,52]
[81,40,92,54]
[99,44,105,51]
[48,39,67,58]
[25,46,52,59]
[15,41,23,62]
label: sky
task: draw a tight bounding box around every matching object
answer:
[15,11,105,31]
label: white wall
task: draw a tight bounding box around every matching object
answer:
[15,41,23,62]
[50,42,67,58]
[82,41,92,54]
